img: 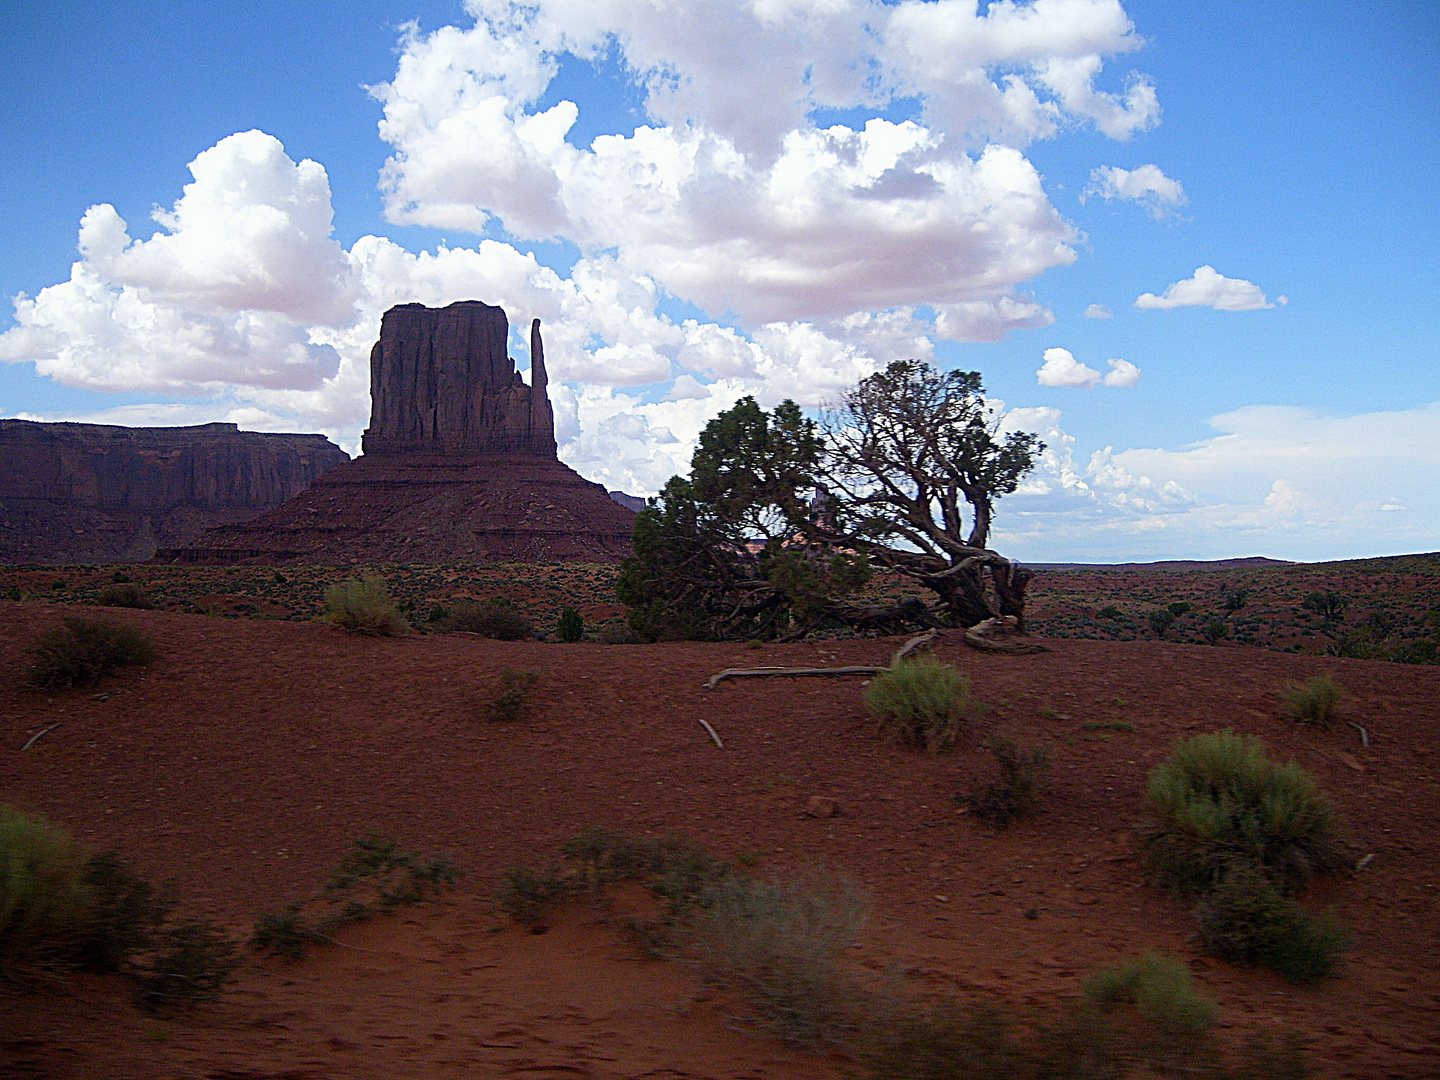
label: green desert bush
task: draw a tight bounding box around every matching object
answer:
[323,576,409,635]
[597,621,643,644]
[863,657,972,752]
[1144,729,1346,894]
[1282,674,1343,726]
[0,806,93,977]
[555,606,585,642]
[964,737,1051,826]
[97,583,152,609]
[1194,863,1351,983]
[1083,953,1219,1045]
[252,835,458,960]
[444,599,533,640]
[1148,609,1176,637]
[1,808,237,1003]
[26,614,156,691]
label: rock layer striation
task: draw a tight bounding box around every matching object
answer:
[178,301,635,564]
[0,420,349,564]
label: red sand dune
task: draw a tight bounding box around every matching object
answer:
[1,603,1437,1078]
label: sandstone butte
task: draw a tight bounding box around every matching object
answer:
[0,419,349,565]
[167,300,637,564]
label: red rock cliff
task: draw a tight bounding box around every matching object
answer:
[0,420,350,563]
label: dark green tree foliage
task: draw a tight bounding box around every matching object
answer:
[617,398,870,640]
[619,364,1043,639]
[823,361,1042,628]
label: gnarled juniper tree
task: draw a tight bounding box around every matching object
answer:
[617,361,1042,639]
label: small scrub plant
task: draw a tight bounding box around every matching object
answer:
[443,599,533,640]
[1301,590,1349,623]
[0,807,237,1004]
[555,606,585,643]
[1148,609,1176,638]
[597,621,644,644]
[867,952,1305,1080]
[1097,605,1122,620]
[323,576,409,636]
[27,614,156,691]
[1167,601,1193,617]
[97,583,152,609]
[1282,674,1343,726]
[1144,729,1345,894]
[1193,863,1351,983]
[252,835,458,960]
[0,805,93,977]
[699,869,870,1049]
[488,669,540,722]
[964,737,1051,826]
[1204,619,1230,644]
[863,657,972,752]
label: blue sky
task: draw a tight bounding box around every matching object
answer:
[1,0,1436,562]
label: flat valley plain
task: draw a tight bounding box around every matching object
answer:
[1,555,1437,1078]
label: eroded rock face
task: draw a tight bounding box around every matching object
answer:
[176,302,635,564]
[362,301,556,456]
[0,420,350,563]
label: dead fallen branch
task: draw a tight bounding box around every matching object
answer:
[963,617,1048,655]
[704,631,940,689]
[1346,721,1370,748]
[698,719,725,748]
[703,665,886,690]
[20,722,62,751]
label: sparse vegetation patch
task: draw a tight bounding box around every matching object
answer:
[1282,674,1343,726]
[323,576,409,635]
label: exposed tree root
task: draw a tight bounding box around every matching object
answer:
[964,616,1048,655]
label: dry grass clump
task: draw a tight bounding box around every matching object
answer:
[863,657,972,752]
[964,736,1051,826]
[699,868,870,1048]
[26,614,156,690]
[488,670,540,722]
[323,576,409,635]
[1282,674,1343,726]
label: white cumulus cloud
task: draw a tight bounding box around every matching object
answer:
[1082,303,1112,318]
[1082,163,1186,216]
[1037,347,1139,387]
[1135,265,1275,311]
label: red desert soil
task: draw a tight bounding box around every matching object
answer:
[1,603,1437,1078]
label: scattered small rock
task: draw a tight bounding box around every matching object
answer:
[1339,753,1366,773]
[804,796,838,818]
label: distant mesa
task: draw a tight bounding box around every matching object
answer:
[168,301,636,564]
[0,420,349,565]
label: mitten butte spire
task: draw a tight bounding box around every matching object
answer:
[362,301,556,456]
[175,302,634,564]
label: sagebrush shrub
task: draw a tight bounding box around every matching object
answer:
[445,600,533,640]
[1083,953,1218,1042]
[965,737,1051,826]
[1145,729,1345,894]
[1194,863,1350,983]
[27,614,156,691]
[556,606,585,642]
[863,657,972,752]
[0,806,93,976]
[488,670,539,722]
[1282,674,1343,726]
[97,584,152,609]
[323,576,409,635]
